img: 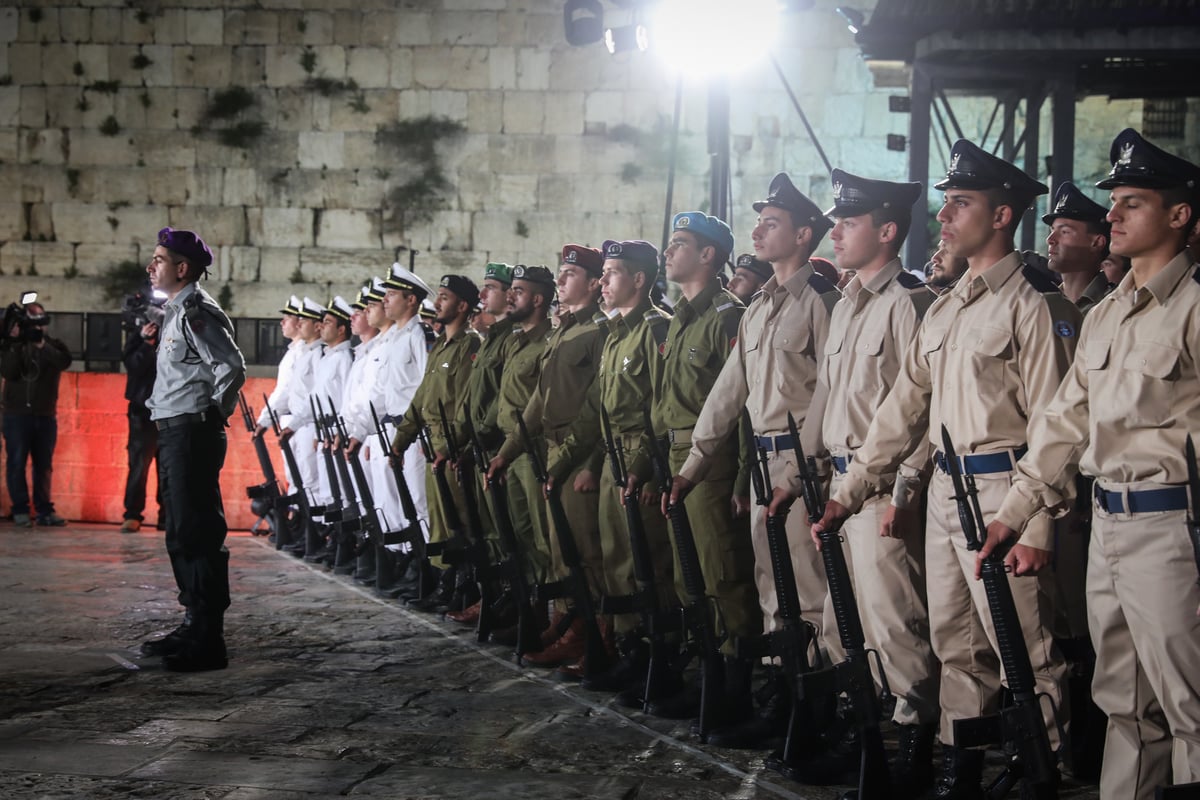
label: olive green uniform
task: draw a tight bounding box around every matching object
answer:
[498,302,609,608]
[590,296,674,634]
[654,278,756,656]
[393,328,481,567]
[494,317,554,583]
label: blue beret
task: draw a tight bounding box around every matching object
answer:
[602,239,659,271]
[157,227,213,270]
[672,212,734,255]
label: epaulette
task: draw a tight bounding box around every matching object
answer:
[1021,264,1059,294]
[590,311,610,329]
[808,273,840,314]
[644,307,669,346]
[713,291,744,342]
[1192,265,1200,286]
[896,271,925,289]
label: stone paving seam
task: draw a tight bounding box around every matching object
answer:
[248,537,816,800]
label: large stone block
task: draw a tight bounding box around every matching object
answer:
[174,46,233,89]
[59,8,92,44]
[258,246,301,283]
[249,207,315,248]
[431,12,499,46]
[393,12,433,47]
[20,128,66,166]
[143,167,189,206]
[298,246,380,284]
[88,9,122,45]
[265,45,311,88]
[316,208,379,249]
[821,93,866,138]
[485,134,556,174]
[502,91,544,135]
[78,243,140,277]
[323,167,386,208]
[331,11,361,47]
[543,91,584,136]
[241,10,280,45]
[0,203,27,241]
[516,48,550,92]
[62,130,132,170]
[42,44,81,87]
[298,131,345,169]
[0,131,15,164]
[185,166,227,206]
[128,131,194,168]
[0,87,18,127]
[168,205,245,246]
[0,242,33,276]
[223,167,260,206]
[31,241,75,276]
[18,86,45,128]
[429,89,468,121]
[120,9,156,45]
[76,44,110,81]
[9,43,42,87]
[412,46,489,91]
[489,47,516,90]
[443,0,507,10]
[471,209,533,253]
[329,89,399,133]
[396,89,431,118]
[78,167,150,206]
[186,10,225,47]
[174,87,209,131]
[340,133,381,170]
[360,11,398,48]
[279,11,333,46]
[345,47,390,89]
[153,9,188,45]
[19,7,60,43]
[0,9,17,44]
[467,90,503,134]
[583,91,623,125]
[388,49,413,88]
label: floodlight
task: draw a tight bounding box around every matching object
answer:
[648,0,781,77]
[604,24,649,55]
[564,0,605,47]
[836,6,865,34]
[20,291,36,305]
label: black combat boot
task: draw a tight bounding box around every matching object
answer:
[352,542,377,585]
[779,695,863,785]
[409,565,456,611]
[705,667,790,749]
[162,614,228,672]
[923,746,984,800]
[892,723,937,798]
[140,609,194,657]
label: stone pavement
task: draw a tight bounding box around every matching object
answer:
[0,524,1101,800]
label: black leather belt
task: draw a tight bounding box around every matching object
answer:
[754,434,794,453]
[381,414,399,424]
[934,447,1027,475]
[155,410,211,430]
[1094,484,1188,514]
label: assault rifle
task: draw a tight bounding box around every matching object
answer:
[368,402,425,556]
[463,409,542,656]
[788,412,892,796]
[238,392,287,542]
[747,440,830,775]
[941,425,1060,800]
[411,405,471,562]
[313,396,363,573]
[518,412,611,678]
[1185,435,1200,587]
[263,393,320,558]
[599,405,674,707]
[330,401,384,550]
[642,409,724,739]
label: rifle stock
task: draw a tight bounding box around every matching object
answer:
[367,402,424,555]
[263,392,320,555]
[1185,435,1200,587]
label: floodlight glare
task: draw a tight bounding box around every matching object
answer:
[835,6,865,34]
[604,24,649,55]
[648,0,781,77]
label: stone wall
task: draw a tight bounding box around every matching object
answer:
[0,0,1188,317]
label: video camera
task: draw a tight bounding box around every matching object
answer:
[1,291,49,345]
[121,288,166,332]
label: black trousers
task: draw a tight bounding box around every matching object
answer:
[124,407,158,522]
[157,412,230,619]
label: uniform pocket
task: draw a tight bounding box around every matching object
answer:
[1122,340,1180,425]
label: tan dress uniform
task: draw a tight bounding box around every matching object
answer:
[498,301,608,607]
[800,258,940,727]
[494,317,553,583]
[680,262,838,644]
[595,295,674,634]
[392,327,481,567]
[832,250,1080,749]
[1076,272,1113,316]
[996,250,1200,798]
[655,276,756,656]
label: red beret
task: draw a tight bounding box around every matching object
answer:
[561,244,603,276]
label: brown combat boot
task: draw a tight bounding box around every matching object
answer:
[524,618,585,667]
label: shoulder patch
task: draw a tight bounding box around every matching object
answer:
[714,301,737,314]
[896,271,924,289]
[1021,264,1058,294]
[1054,319,1076,338]
[643,308,667,324]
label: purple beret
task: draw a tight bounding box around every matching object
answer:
[157,227,213,269]
[602,239,659,271]
[561,243,604,276]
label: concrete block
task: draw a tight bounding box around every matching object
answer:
[69,48,111,87]
[20,128,65,166]
[258,246,301,283]
[489,47,516,90]
[153,9,188,45]
[186,10,225,46]
[85,9,119,45]
[345,47,389,89]
[0,9,16,44]
[502,92,544,135]
[316,208,379,249]
[31,241,74,276]
[431,13,499,46]
[42,44,80,87]
[516,49,550,92]
[250,207,315,248]
[9,44,41,86]
[230,45,267,85]
[120,9,155,45]
[413,46,489,91]
[224,168,260,206]
[0,203,26,241]
[393,12,433,46]
[298,131,345,169]
[467,90,503,134]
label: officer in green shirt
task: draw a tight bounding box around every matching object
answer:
[490,245,610,673]
[650,212,757,721]
[391,275,482,611]
[586,238,675,692]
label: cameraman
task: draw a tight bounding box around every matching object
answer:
[120,286,162,532]
[1,300,72,527]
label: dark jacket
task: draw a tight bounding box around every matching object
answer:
[0,337,73,416]
[122,332,157,413]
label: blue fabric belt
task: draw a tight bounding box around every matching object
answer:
[380,414,399,424]
[832,454,854,474]
[934,447,1027,475]
[754,434,794,453]
[1094,485,1188,514]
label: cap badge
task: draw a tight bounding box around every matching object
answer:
[606,242,623,257]
[948,153,961,173]
[1118,142,1134,166]
[677,215,691,227]
[565,250,577,263]
[1055,195,1068,212]
[832,181,844,201]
